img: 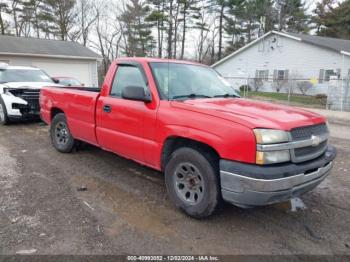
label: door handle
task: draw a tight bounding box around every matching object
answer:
[103,105,112,113]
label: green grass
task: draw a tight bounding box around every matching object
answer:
[241,91,327,108]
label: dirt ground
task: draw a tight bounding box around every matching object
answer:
[0,119,349,255]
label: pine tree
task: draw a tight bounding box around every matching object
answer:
[178,0,200,59]
[210,0,231,60]
[313,0,350,39]
[146,0,167,57]
[311,0,334,34]
[21,0,43,37]
[120,0,154,57]
[38,0,77,40]
[276,0,310,33]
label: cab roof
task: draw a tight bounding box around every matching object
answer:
[115,57,204,66]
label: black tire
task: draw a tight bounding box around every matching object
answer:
[0,96,9,125]
[165,147,221,218]
[50,113,75,153]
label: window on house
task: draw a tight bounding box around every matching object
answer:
[319,69,340,83]
[273,69,289,80]
[278,70,286,80]
[255,70,269,81]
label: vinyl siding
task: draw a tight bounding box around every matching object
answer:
[214,33,350,95]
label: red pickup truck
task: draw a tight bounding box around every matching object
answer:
[40,58,336,218]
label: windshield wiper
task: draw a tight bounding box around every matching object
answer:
[172,93,212,100]
[214,93,239,98]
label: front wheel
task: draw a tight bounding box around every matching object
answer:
[0,97,9,125]
[165,147,221,218]
[50,113,75,153]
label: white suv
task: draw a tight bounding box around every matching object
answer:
[0,63,60,124]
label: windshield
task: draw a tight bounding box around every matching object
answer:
[150,62,239,100]
[58,78,82,86]
[0,69,53,83]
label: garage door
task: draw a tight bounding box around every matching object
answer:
[32,60,92,86]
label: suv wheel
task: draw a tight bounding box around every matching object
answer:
[50,113,75,153]
[165,147,221,218]
[0,97,9,125]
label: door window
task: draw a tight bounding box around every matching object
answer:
[110,65,147,97]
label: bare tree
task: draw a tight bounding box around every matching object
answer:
[75,0,97,46]
[90,0,123,74]
[7,0,22,36]
[297,81,312,95]
[172,1,181,58]
[167,0,174,58]
[0,2,9,35]
[194,0,211,63]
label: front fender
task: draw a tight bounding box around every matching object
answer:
[158,122,256,166]
[1,93,27,116]
[162,124,224,153]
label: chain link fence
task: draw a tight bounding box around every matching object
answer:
[224,76,350,112]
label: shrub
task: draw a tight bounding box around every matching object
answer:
[296,81,312,95]
[239,85,252,92]
[315,94,327,100]
[315,94,328,106]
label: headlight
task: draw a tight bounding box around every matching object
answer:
[256,150,290,165]
[254,129,290,164]
[3,88,13,96]
[254,129,289,144]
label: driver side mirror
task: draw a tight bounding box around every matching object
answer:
[52,78,59,84]
[122,86,152,103]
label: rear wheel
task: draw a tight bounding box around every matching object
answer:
[50,113,75,153]
[0,97,9,125]
[165,147,221,218]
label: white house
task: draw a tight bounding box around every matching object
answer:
[212,31,350,99]
[0,35,101,86]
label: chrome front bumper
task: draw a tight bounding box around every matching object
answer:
[220,146,336,207]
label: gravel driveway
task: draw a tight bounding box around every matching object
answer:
[0,120,349,255]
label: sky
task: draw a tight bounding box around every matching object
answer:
[0,0,341,60]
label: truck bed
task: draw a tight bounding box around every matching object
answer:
[54,86,101,92]
[40,86,100,145]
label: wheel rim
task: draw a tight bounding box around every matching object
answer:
[54,121,69,145]
[173,162,205,205]
[0,103,4,122]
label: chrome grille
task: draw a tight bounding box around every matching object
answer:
[9,89,40,100]
[290,123,329,163]
[294,141,327,156]
[291,123,328,141]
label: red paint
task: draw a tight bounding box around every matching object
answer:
[40,58,326,170]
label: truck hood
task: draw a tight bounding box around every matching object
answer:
[171,98,325,130]
[1,82,61,90]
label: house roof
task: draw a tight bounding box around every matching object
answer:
[287,32,350,54]
[212,31,350,67]
[0,35,101,60]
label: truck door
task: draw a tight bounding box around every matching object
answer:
[95,63,151,163]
